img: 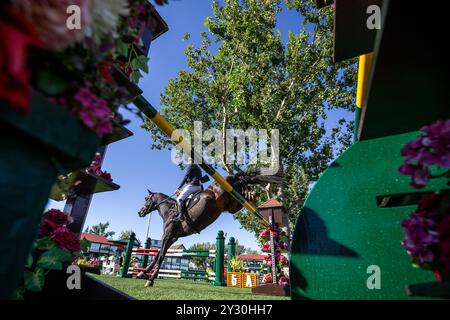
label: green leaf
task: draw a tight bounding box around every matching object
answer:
[12,287,25,300]
[132,56,149,73]
[116,41,129,57]
[24,269,45,292]
[36,70,67,95]
[36,249,72,271]
[25,254,33,269]
[33,236,58,251]
[130,70,141,83]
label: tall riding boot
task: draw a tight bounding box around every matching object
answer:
[173,199,186,222]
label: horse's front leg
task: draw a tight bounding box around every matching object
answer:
[145,235,177,287]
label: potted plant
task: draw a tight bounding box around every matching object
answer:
[398,119,450,298]
[0,0,163,299]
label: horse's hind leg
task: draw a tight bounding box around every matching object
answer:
[136,250,160,278]
[145,234,178,287]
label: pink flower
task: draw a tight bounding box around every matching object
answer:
[276,254,289,266]
[263,255,272,266]
[401,214,439,265]
[72,86,113,137]
[278,276,288,286]
[399,119,450,189]
[259,228,270,238]
[87,153,113,182]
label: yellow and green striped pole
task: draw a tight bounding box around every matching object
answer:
[133,95,271,227]
[354,53,374,143]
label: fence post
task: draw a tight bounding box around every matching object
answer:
[120,232,135,278]
[214,230,225,286]
[140,237,151,270]
[227,237,236,272]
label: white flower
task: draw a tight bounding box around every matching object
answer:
[85,0,130,44]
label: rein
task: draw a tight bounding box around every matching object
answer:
[153,193,176,209]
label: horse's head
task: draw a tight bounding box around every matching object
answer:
[138,190,158,217]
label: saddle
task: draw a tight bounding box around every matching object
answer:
[185,190,203,210]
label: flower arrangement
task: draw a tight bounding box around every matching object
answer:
[399,119,450,189]
[399,119,450,282]
[229,256,245,273]
[1,0,165,136]
[87,153,113,182]
[258,223,290,286]
[14,209,88,299]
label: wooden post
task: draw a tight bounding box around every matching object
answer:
[227,237,236,272]
[64,146,107,234]
[120,233,135,278]
[140,237,151,270]
[214,230,225,286]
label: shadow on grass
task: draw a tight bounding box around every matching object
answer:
[92,275,290,300]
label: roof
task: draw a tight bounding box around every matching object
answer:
[80,233,124,247]
[170,244,185,250]
[225,254,266,261]
[238,254,265,261]
[258,198,284,209]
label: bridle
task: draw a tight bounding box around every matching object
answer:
[147,192,177,212]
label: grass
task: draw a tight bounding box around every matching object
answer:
[91,274,290,300]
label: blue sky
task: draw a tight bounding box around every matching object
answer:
[48,0,348,251]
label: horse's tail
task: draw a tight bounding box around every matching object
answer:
[236,171,286,186]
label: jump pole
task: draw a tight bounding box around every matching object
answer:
[133,96,270,228]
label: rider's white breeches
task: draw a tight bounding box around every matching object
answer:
[177,184,201,202]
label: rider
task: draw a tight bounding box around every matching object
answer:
[173,161,203,222]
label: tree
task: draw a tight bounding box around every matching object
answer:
[85,222,115,239]
[143,0,356,236]
[118,230,141,246]
[188,242,215,271]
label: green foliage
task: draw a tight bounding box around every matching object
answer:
[36,249,72,271]
[189,242,215,270]
[118,230,141,246]
[85,222,116,239]
[143,0,357,236]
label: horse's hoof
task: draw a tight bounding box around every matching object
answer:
[145,280,153,287]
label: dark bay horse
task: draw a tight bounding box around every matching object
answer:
[137,172,283,287]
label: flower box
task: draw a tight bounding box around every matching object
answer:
[50,171,120,202]
[0,92,101,299]
[0,91,101,172]
[23,268,134,300]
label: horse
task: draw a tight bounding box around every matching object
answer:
[137,171,284,287]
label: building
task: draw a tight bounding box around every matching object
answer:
[80,233,125,257]
[153,244,191,271]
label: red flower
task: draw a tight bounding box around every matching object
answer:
[51,227,80,252]
[263,273,272,284]
[0,7,43,112]
[261,243,271,252]
[98,60,113,83]
[45,209,71,226]
[40,209,71,236]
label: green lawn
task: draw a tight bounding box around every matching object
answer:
[92,274,290,300]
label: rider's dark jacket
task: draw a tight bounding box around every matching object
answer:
[178,164,202,189]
